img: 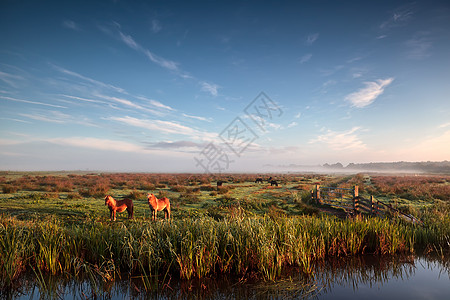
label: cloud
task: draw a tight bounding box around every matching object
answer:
[18,111,70,124]
[150,140,204,149]
[118,31,179,71]
[151,20,162,33]
[306,33,319,45]
[405,32,432,60]
[287,122,298,128]
[438,122,450,129]
[104,26,220,95]
[379,7,413,30]
[200,82,220,97]
[52,64,127,94]
[182,113,212,122]
[0,71,24,88]
[62,20,80,31]
[0,95,67,108]
[299,53,312,64]
[50,137,146,153]
[309,127,367,151]
[109,116,200,137]
[345,78,394,108]
[96,94,144,110]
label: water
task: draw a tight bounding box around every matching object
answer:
[4,255,449,299]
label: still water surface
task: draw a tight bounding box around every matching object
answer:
[7,255,450,299]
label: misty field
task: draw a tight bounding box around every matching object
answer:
[1,172,449,291]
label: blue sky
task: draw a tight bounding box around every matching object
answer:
[1,0,449,172]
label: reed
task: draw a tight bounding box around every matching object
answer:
[0,213,449,288]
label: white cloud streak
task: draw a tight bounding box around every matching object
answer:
[1,95,67,108]
[299,53,312,64]
[306,33,319,45]
[405,32,432,60]
[345,78,394,108]
[182,113,212,122]
[309,127,367,151]
[109,116,199,137]
[62,20,80,31]
[200,82,220,97]
[109,26,220,96]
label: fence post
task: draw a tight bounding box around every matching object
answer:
[353,185,359,198]
[314,184,321,204]
[370,195,374,215]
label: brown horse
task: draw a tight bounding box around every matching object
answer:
[104,195,134,221]
[147,193,171,221]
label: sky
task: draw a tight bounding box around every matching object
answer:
[1,0,449,173]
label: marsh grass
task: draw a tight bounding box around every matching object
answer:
[0,173,449,289]
[1,212,448,288]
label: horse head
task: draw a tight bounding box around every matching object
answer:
[104,195,112,205]
[147,193,157,205]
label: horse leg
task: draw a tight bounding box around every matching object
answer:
[128,205,134,219]
[113,210,116,221]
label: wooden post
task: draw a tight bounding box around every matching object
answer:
[353,185,359,198]
[370,195,374,215]
[314,184,321,204]
[352,185,359,213]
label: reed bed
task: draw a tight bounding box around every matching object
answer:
[1,213,448,288]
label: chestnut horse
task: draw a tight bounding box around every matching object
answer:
[104,195,134,221]
[147,193,171,221]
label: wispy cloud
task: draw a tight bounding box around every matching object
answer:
[299,53,312,64]
[52,64,126,94]
[50,137,146,153]
[18,110,98,127]
[345,78,394,108]
[287,122,298,128]
[438,122,450,129]
[0,95,66,108]
[150,140,204,149]
[62,20,80,31]
[405,32,432,60]
[110,27,221,96]
[309,127,367,151]
[151,20,162,33]
[200,82,220,97]
[306,33,319,45]
[53,66,174,115]
[109,116,203,138]
[118,31,179,71]
[18,111,70,124]
[379,5,414,30]
[182,113,212,122]
[0,71,24,88]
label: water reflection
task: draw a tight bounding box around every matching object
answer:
[4,255,449,299]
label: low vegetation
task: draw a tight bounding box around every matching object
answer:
[0,172,449,290]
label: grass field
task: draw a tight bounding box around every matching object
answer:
[1,172,449,290]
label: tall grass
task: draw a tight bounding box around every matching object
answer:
[0,213,449,288]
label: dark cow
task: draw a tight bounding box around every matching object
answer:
[270,180,278,187]
[255,178,263,183]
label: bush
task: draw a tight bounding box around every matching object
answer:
[2,185,18,194]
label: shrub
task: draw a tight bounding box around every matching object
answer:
[2,185,18,194]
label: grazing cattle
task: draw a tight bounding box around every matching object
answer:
[104,195,134,221]
[255,178,263,183]
[267,177,273,183]
[270,180,278,187]
[147,193,171,221]
[217,181,224,187]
